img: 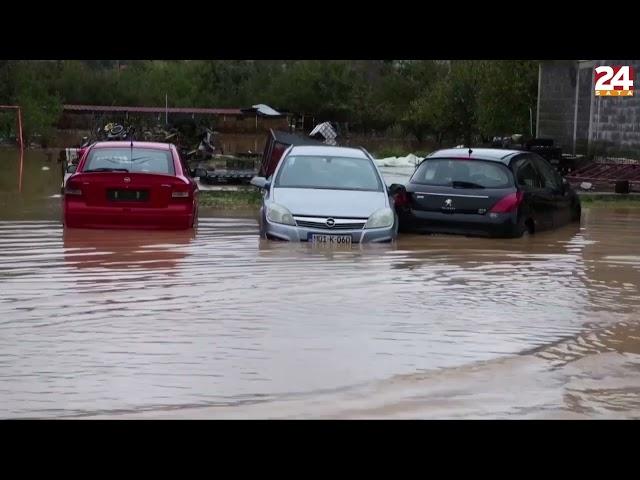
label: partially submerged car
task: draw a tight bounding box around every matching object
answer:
[392,148,581,238]
[63,141,204,230]
[251,145,398,244]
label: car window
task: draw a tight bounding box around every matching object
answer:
[83,148,175,175]
[532,155,562,191]
[411,159,512,188]
[275,155,382,191]
[513,157,543,189]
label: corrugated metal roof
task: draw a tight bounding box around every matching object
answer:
[63,104,244,115]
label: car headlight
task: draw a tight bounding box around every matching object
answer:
[365,208,394,229]
[266,203,296,226]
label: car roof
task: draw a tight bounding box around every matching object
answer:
[91,141,173,150]
[426,148,525,165]
[288,145,369,159]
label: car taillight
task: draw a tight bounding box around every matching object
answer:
[171,188,191,200]
[489,191,524,213]
[394,191,410,208]
[64,180,82,196]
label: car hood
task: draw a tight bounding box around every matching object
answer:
[272,188,388,218]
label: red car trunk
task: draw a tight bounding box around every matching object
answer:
[72,172,178,208]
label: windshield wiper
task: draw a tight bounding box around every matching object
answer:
[451,180,485,189]
[84,168,130,173]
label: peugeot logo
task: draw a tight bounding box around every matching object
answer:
[444,198,453,207]
[123,177,131,183]
[326,218,336,228]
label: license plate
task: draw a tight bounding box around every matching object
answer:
[309,234,352,245]
[107,189,149,202]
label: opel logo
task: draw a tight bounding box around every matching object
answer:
[326,218,335,228]
[123,177,131,183]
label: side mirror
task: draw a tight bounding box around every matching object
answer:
[66,165,77,174]
[192,167,208,178]
[388,183,405,195]
[250,177,271,190]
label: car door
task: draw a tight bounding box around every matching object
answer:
[531,154,572,227]
[511,155,553,231]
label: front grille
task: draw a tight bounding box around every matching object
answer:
[294,216,366,230]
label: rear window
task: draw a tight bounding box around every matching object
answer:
[411,159,512,188]
[83,148,175,175]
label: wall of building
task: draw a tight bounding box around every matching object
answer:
[537,61,578,151]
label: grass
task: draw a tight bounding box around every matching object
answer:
[580,193,640,208]
[198,190,262,208]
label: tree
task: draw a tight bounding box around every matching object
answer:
[8,61,62,144]
[476,60,538,139]
[404,61,480,145]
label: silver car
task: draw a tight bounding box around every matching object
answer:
[251,145,398,244]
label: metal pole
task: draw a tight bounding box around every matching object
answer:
[165,94,168,125]
[572,63,580,155]
[529,107,533,137]
[587,61,597,155]
[17,107,24,150]
[18,143,24,193]
[536,62,542,138]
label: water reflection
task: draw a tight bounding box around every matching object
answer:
[63,228,195,270]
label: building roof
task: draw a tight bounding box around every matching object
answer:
[241,104,284,116]
[63,104,244,115]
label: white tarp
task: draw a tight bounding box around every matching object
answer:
[374,153,422,168]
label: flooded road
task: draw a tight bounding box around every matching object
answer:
[1,149,640,418]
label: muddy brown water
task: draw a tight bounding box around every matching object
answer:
[1,148,639,419]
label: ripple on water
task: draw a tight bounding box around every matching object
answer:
[0,208,639,418]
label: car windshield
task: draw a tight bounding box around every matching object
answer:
[275,155,383,191]
[83,148,175,175]
[412,159,512,189]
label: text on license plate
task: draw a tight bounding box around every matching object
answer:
[107,189,149,201]
[309,234,352,245]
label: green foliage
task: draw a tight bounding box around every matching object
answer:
[404,60,538,145]
[476,60,538,137]
[0,60,540,147]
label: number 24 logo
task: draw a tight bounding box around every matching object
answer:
[594,66,634,91]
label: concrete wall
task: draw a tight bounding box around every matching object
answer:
[575,63,593,154]
[537,61,578,151]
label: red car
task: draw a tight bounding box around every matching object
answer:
[64,141,200,230]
